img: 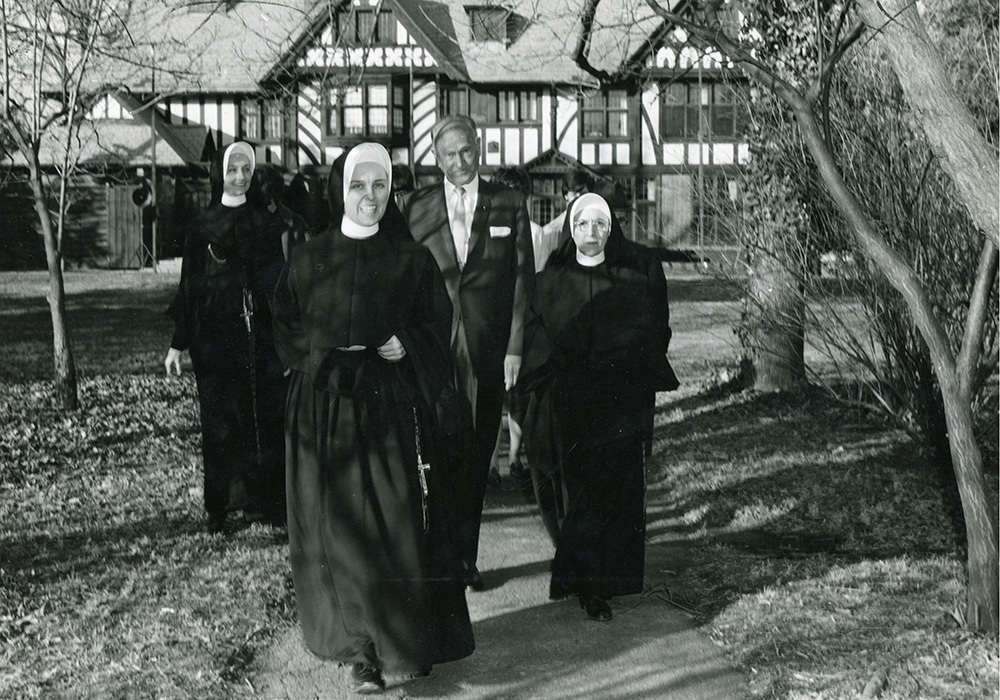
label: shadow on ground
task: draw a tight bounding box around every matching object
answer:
[254,503,748,700]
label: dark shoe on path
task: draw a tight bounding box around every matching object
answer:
[351,662,385,694]
[464,563,485,591]
[579,595,613,621]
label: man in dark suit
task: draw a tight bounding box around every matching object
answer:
[400,115,535,591]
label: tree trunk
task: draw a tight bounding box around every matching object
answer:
[855,0,999,247]
[786,91,998,635]
[28,158,78,411]
[854,0,999,637]
[645,0,999,637]
[745,248,807,391]
[941,378,999,635]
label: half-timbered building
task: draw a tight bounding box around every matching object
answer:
[1,0,749,268]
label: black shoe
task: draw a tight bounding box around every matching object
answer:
[463,564,485,591]
[351,662,385,694]
[487,465,502,488]
[579,595,612,621]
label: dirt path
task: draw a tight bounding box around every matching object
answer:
[253,481,748,700]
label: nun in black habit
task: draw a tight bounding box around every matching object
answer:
[271,143,474,693]
[518,193,679,622]
[164,141,288,533]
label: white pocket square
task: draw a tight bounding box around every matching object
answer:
[489,226,512,238]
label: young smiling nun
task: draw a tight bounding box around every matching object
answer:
[165,141,288,533]
[272,143,474,693]
[518,192,680,623]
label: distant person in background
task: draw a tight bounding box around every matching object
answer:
[164,141,288,534]
[283,171,311,226]
[487,165,543,502]
[392,163,415,210]
[518,193,679,622]
[256,164,311,260]
[540,168,592,254]
[287,167,332,236]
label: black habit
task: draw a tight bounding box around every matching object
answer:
[167,200,288,524]
[519,216,679,600]
[271,212,475,673]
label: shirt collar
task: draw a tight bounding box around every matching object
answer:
[447,175,479,198]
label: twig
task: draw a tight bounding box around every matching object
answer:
[860,668,889,699]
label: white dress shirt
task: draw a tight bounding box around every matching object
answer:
[446,176,479,265]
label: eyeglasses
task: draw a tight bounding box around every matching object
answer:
[574,219,610,234]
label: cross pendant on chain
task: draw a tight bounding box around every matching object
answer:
[241,288,254,334]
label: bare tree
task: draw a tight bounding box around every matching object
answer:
[621,0,998,634]
[1,0,114,409]
[0,0,195,409]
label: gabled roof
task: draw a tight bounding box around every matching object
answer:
[388,0,678,86]
[524,148,589,174]
[100,0,324,94]
[114,92,212,165]
[72,121,210,168]
[390,0,470,81]
[8,119,210,169]
[523,148,611,185]
[96,0,679,94]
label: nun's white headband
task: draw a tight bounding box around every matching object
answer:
[343,143,393,203]
[223,141,256,176]
[569,192,612,226]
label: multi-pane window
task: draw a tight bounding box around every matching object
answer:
[335,7,395,46]
[469,89,539,124]
[327,83,389,137]
[661,82,747,139]
[532,197,554,226]
[469,7,508,43]
[392,84,407,136]
[502,90,538,122]
[240,98,283,142]
[440,85,469,117]
[581,89,629,139]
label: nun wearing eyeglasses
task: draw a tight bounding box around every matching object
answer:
[518,193,679,623]
[164,141,288,534]
[272,143,474,693]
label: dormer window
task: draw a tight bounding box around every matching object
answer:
[468,6,510,44]
[334,6,396,47]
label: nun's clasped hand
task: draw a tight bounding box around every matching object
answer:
[377,335,406,362]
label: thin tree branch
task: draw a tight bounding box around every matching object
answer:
[957,238,999,398]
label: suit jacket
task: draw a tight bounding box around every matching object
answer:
[402,177,535,386]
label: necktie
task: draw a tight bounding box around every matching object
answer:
[454,186,469,268]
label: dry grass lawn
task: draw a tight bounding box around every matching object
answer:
[0,267,996,699]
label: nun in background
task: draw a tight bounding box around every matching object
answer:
[272,143,474,694]
[164,141,288,533]
[518,193,680,622]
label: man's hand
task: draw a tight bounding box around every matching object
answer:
[378,335,406,362]
[504,354,521,390]
[164,347,183,376]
